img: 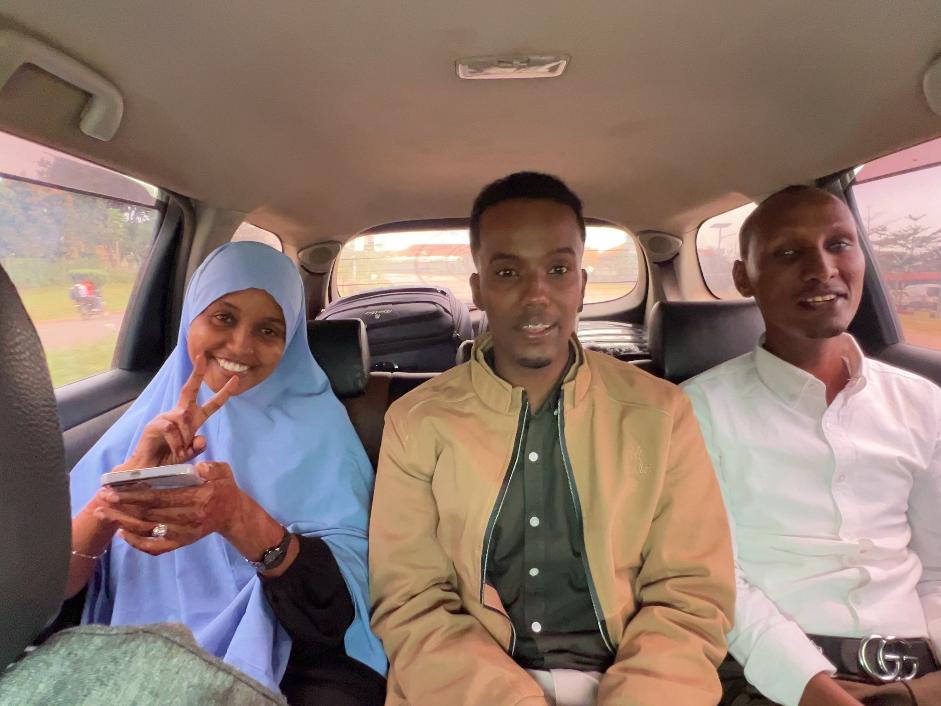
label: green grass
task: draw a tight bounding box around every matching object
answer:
[18,282,135,322]
[46,333,118,387]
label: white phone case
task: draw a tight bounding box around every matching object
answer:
[100,463,202,489]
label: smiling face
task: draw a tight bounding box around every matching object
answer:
[733,188,865,354]
[186,288,287,393]
[470,198,587,379]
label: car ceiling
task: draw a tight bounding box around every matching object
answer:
[0,1,940,249]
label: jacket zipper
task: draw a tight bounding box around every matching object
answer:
[557,391,616,654]
[479,396,529,656]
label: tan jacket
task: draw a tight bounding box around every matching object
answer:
[369,335,734,705]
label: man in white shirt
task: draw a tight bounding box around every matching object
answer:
[682,185,941,706]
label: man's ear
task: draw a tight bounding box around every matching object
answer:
[732,260,754,298]
[577,268,588,313]
[470,272,484,311]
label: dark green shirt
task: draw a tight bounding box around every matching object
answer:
[485,350,613,672]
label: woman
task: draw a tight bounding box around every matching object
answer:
[67,241,387,704]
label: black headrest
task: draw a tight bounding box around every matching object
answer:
[0,264,69,667]
[307,318,370,399]
[648,300,765,383]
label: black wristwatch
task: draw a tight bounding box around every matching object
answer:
[246,527,292,572]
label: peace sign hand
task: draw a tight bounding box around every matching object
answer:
[117,355,239,471]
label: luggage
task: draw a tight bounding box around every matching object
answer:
[316,286,473,372]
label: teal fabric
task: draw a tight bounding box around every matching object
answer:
[0,624,286,706]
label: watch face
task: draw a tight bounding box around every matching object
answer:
[259,531,291,570]
[262,546,284,568]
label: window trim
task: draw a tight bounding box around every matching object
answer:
[841,172,905,353]
[329,217,645,308]
[693,202,757,301]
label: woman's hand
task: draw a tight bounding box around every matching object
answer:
[97,461,298,576]
[66,487,147,598]
[96,461,248,555]
[118,356,238,471]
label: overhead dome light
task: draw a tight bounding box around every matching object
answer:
[456,54,569,80]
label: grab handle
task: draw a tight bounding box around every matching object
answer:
[0,29,124,141]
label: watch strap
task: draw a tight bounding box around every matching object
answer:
[246,527,292,572]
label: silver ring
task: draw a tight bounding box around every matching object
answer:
[150,523,168,539]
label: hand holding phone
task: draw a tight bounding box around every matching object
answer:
[101,463,203,490]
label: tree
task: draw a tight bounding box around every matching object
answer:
[868,213,941,275]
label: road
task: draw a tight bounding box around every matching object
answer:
[34,311,125,350]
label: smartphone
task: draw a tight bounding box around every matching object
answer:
[100,463,203,490]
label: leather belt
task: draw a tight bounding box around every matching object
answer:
[808,634,940,683]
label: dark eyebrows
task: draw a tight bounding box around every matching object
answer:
[213,299,284,328]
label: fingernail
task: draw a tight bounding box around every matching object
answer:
[94,508,105,519]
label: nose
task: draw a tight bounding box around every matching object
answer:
[522,271,551,305]
[801,246,839,283]
[229,325,254,355]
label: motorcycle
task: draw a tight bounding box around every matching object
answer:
[69,283,106,318]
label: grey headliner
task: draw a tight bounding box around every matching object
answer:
[0,1,940,247]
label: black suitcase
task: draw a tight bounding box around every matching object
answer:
[316,286,473,372]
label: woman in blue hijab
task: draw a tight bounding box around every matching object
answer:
[67,241,387,704]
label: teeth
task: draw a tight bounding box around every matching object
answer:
[522,324,550,332]
[216,358,248,373]
[805,295,836,303]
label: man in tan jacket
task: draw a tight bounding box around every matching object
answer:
[369,172,735,706]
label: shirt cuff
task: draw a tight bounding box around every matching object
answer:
[730,621,836,706]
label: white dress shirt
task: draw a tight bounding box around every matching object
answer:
[681,335,941,706]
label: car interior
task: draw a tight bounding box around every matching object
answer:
[2,0,941,692]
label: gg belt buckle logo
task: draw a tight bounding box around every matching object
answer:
[858,635,919,682]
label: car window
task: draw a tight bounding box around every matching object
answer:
[0,130,163,387]
[851,136,941,351]
[232,221,283,251]
[696,203,757,299]
[335,224,639,305]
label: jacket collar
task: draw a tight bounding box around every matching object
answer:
[470,332,592,414]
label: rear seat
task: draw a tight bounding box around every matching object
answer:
[308,319,434,469]
[646,299,765,383]
[309,301,764,466]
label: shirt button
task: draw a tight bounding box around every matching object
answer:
[529,567,540,577]
[531,621,542,633]
[528,451,539,462]
[836,474,847,483]
[529,516,540,528]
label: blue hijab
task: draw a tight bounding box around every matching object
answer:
[69,241,387,691]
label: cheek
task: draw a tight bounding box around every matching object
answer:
[556,281,585,308]
[477,286,514,319]
[186,326,212,359]
[257,343,286,376]
[843,259,866,289]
